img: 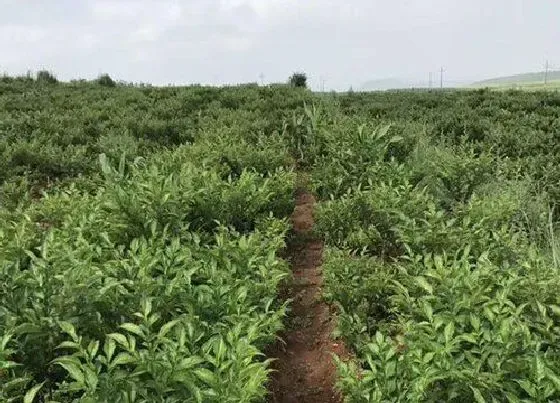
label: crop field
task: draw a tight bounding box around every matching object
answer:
[2,76,560,402]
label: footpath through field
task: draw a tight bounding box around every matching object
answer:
[267,179,347,403]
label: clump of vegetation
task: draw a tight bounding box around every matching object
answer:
[96,73,116,87]
[36,70,58,84]
[289,72,307,88]
[304,90,560,401]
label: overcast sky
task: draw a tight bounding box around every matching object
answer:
[1,0,559,90]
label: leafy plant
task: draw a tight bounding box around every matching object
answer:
[288,72,307,88]
[96,74,116,87]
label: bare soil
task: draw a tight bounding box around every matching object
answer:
[267,188,348,403]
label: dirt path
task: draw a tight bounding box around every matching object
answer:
[267,187,346,403]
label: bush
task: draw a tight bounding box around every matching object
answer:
[36,70,58,84]
[289,72,307,88]
[96,74,116,87]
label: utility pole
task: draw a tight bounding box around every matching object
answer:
[439,67,444,89]
[545,60,549,86]
[259,73,265,86]
[319,76,326,92]
[429,72,433,89]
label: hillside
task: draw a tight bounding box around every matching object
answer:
[360,77,468,91]
[360,78,417,91]
[471,70,560,87]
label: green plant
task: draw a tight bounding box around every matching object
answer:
[97,74,116,87]
[288,72,307,88]
[36,70,58,84]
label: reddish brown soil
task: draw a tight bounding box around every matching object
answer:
[267,189,348,403]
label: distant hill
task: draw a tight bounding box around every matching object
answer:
[360,77,467,91]
[360,78,418,91]
[471,70,560,87]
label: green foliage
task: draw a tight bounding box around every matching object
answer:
[0,82,306,401]
[36,70,58,84]
[96,73,116,87]
[303,89,560,401]
[0,80,312,205]
[329,252,560,402]
[288,72,307,88]
[0,147,294,401]
[4,77,560,402]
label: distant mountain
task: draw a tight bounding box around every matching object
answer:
[359,77,466,91]
[360,78,418,91]
[471,70,560,87]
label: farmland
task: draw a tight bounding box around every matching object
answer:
[2,76,560,402]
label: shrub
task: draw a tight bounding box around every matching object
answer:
[96,73,116,87]
[288,72,307,88]
[36,70,58,84]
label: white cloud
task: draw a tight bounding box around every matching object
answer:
[1,0,559,88]
[90,0,182,23]
[0,25,45,43]
[130,26,163,43]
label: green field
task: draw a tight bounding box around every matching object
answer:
[2,76,560,402]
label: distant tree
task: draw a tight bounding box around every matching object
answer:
[289,72,307,88]
[97,73,116,87]
[36,70,58,84]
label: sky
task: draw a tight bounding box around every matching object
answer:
[1,0,559,90]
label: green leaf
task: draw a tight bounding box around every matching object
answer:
[415,277,433,294]
[111,352,136,366]
[108,333,129,349]
[56,341,80,350]
[546,368,560,389]
[99,153,111,175]
[58,321,78,341]
[423,352,435,363]
[470,315,481,331]
[0,361,20,369]
[549,305,560,317]
[142,298,153,317]
[194,368,216,386]
[158,319,180,339]
[433,255,444,270]
[88,340,99,358]
[422,301,434,322]
[516,380,537,397]
[444,321,455,343]
[120,323,144,337]
[470,387,486,403]
[385,361,396,378]
[13,323,42,335]
[177,356,205,371]
[55,360,85,384]
[460,334,478,344]
[0,332,13,350]
[104,338,116,361]
[84,366,99,390]
[24,382,45,403]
